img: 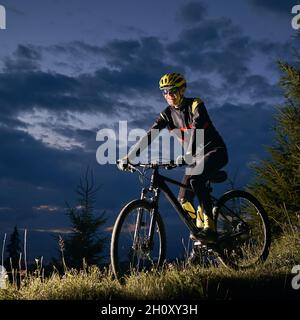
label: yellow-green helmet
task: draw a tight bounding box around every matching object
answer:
[159,73,186,90]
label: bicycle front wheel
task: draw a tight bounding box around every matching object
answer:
[110,199,166,280]
[215,190,271,269]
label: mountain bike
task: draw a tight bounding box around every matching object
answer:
[110,162,271,280]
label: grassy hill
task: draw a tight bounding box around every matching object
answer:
[0,224,299,300]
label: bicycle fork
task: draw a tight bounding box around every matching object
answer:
[132,188,160,252]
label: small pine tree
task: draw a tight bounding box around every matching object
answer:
[5,225,21,270]
[63,168,107,269]
[248,61,300,233]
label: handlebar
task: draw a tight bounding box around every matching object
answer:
[116,159,181,173]
[132,160,178,169]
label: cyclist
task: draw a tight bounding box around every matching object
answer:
[117,73,228,242]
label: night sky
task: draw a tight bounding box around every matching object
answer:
[0,0,299,264]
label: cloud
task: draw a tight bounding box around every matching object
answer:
[48,41,103,57]
[167,17,253,87]
[99,39,141,68]
[176,1,207,24]
[1,20,296,135]
[14,44,42,61]
[0,125,82,189]
[0,67,133,128]
[96,36,176,96]
[0,34,285,199]
[0,38,172,129]
[248,0,296,15]
[3,44,42,72]
[254,38,300,72]
[32,228,73,234]
[33,205,62,212]
[170,16,240,52]
[236,74,282,100]
[0,70,80,117]
[166,13,300,106]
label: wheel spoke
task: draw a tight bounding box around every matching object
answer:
[215,191,270,269]
[111,201,165,279]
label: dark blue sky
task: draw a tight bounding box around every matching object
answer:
[0,0,299,263]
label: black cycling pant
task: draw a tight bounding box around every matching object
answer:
[178,147,228,220]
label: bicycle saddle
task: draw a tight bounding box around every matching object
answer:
[208,170,227,183]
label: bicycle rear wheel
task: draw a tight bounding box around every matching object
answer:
[110,199,166,280]
[215,190,271,269]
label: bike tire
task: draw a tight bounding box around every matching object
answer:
[214,190,271,269]
[110,199,166,280]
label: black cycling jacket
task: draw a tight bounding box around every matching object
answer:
[127,97,226,160]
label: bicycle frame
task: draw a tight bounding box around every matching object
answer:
[138,165,250,247]
[141,166,203,236]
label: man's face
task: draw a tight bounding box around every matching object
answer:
[162,86,185,107]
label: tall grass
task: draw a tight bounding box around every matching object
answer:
[0,224,299,300]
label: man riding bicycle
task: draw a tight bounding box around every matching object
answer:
[117,73,228,242]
